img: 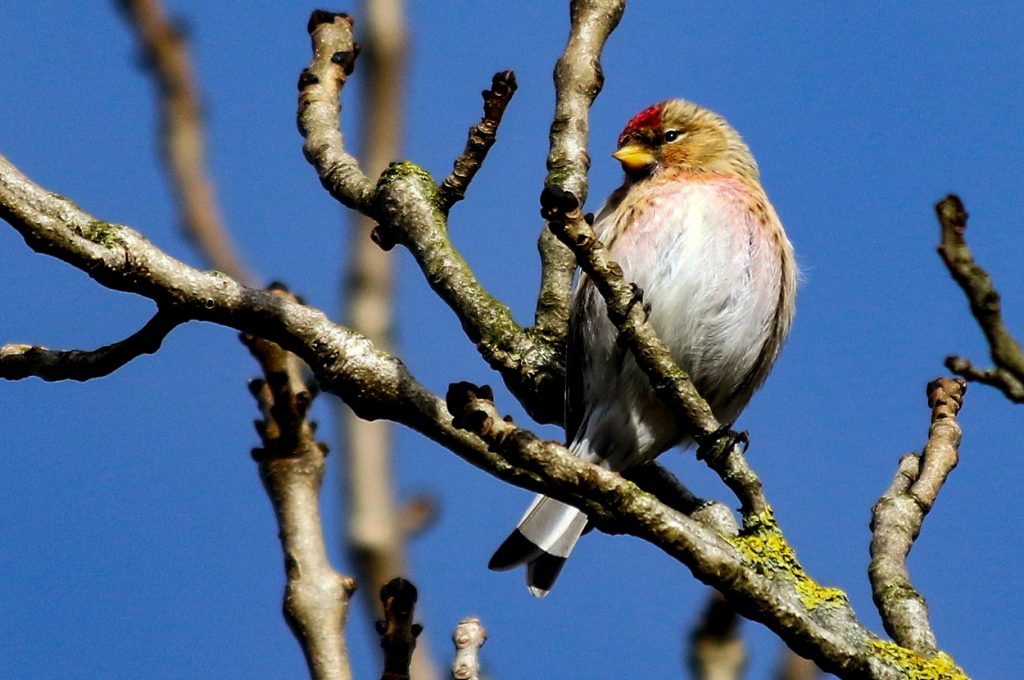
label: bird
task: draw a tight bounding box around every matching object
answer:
[489,99,797,596]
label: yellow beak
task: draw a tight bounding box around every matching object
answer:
[612,143,656,172]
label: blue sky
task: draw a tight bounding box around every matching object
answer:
[2,2,1022,678]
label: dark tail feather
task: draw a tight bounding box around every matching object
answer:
[488,495,587,597]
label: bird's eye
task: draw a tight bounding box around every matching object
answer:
[663,130,683,143]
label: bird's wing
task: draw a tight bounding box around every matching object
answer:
[564,191,629,448]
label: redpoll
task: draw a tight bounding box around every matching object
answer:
[490,99,797,596]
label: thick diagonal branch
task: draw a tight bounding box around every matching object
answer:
[1,310,181,381]
[869,378,966,656]
[117,0,252,282]
[936,195,1024,402]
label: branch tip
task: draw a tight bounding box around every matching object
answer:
[307,9,352,34]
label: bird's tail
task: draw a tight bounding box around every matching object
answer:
[488,494,588,597]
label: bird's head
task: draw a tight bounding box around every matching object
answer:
[613,99,759,182]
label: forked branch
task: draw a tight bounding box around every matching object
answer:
[937,195,1024,402]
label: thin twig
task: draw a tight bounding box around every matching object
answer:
[936,194,1024,403]
[438,71,518,214]
[869,377,967,656]
[451,617,487,680]
[687,592,746,680]
[377,578,423,680]
[244,294,356,680]
[0,310,181,381]
[116,0,252,283]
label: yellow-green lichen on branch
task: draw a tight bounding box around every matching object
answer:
[79,220,124,248]
[375,161,439,206]
[870,641,968,680]
[728,506,847,610]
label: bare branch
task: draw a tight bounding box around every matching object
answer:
[298,11,376,211]
[377,578,423,680]
[936,194,1024,403]
[535,0,626,348]
[437,71,518,214]
[1,310,181,381]
[869,377,967,656]
[245,308,355,680]
[533,225,576,342]
[545,0,624,205]
[442,381,959,680]
[340,3,441,678]
[300,11,564,423]
[688,592,746,680]
[0,146,973,676]
[116,0,252,283]
[944,355,1024,401]
[451,617,487,680]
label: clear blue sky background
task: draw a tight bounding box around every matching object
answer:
[2,3,1022,679]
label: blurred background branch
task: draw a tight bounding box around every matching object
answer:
[117,0,253,283]
[339,3,440,679]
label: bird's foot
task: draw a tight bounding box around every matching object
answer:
[696,425,748,465]
[625,282,653,321]
[617,283,652,348]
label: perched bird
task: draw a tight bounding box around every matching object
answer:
[489,99,797,596]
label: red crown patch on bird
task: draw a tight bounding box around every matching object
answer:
[617,102,663,147]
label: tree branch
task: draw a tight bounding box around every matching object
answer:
[688,592,746,680]
[450,617,487,680]
[869,377,966,656]
[1,310,181,381]
[298,11,564,424]
[298,11,376,212]
[116,0,252,283]
[377,578,423,680]
[936,194,1024,403]
[438,71,518,214]
[534,0,625,347]
[245,310,355,680]
[0,146,972,677]
[443,381,967,679]
[339,3,441,678]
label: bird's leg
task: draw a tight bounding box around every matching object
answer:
[696,425,749,466]
[617,282,653,347]
[627,281,653,320]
